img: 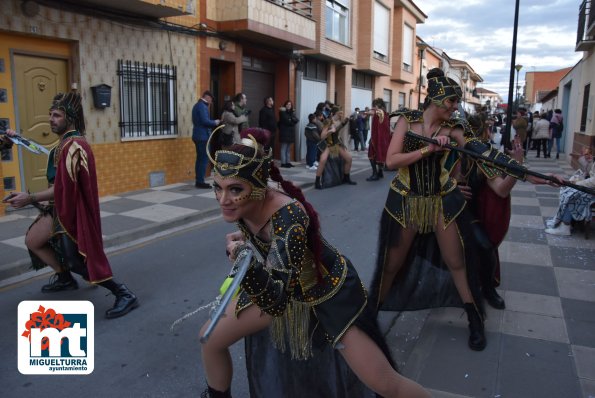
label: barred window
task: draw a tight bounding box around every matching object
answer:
[117,60,177,139]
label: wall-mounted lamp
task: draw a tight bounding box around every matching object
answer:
[218,40,227,51]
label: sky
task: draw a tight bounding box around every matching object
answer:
[416,0,583,101]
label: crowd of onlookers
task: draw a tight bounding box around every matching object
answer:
[486,108,564,159]
[192,92,377,190]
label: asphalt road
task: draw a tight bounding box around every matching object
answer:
[1,172,413,398]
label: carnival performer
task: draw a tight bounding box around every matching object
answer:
[5,92,138,319]
[314,107,357,189]
[369,68,551,351]
[366,98,391,181]
[452,114,527,310]
[198,127,429,398]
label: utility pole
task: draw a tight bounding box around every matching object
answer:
[503,0,521,150]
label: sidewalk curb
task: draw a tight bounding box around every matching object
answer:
[0,206,222,289]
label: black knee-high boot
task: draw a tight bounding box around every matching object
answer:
[377,163,384,178]
[315,176,322,189]
[366,159,379,181]
[464,303,486,351]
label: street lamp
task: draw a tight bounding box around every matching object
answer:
[417,42,429,110]
[515,64,523,110]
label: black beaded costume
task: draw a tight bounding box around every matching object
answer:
[369,110,526,312]
[236,199,368,359]
[207,130,390,397]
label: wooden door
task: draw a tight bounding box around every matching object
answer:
[14,55,68,192]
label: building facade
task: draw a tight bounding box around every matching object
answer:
[0,0,202,216]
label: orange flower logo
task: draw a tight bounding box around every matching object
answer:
[21,305,72,350]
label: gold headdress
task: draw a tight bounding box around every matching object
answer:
[207,125,273,200]
[427,75,462,107]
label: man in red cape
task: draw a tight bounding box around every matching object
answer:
[7,92,138,319]
[366,98,391,181]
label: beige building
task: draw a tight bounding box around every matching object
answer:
[0,0,203,216]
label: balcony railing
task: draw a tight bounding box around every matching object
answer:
[266,0,312,18]
[576,0,595,50]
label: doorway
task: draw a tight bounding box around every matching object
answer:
[210,59,235,120]
[14,54,68,193]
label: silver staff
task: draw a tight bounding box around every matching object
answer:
[200,249,253,344]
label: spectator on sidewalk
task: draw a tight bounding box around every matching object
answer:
[512,108,528,156]
[545,147,594,236]
[349,107,365,151]
[258,96,277,151]
[304,113,320,170]
[193,90,220,189]
[220,100,249,146]
[361,106,370,150]
[278,100,299,168]
[532,112,550,158]
[233,93,250,132]
[548,109,564,159]
[5,92,138,319]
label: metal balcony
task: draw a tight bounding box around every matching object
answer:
[576,0,595,51]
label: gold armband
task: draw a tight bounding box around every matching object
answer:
[420,146,430,157]
[29,193,37,203]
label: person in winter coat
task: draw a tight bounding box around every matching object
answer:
[532,112,550,158]
[220,100,249,146]
[258,96,277,151]
[278,100,299,168]
[548,109,564,159]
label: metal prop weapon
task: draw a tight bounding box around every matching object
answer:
[200,249,253,344]
[407,131,595,197]
[1,132,50,155]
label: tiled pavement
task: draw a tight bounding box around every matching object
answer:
[404,156,595,398]
[1,151,594,397]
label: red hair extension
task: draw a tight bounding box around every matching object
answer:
[269,163,324,282]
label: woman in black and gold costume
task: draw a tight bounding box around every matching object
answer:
[370,68,548,352]
[314,106,357,189]
[199,127,429,398]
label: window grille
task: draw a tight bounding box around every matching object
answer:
[117,60,177,139]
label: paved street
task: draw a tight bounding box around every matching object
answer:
[1,152,594,397]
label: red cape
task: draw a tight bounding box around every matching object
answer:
[54,135,113,282]
[368,110,391,164]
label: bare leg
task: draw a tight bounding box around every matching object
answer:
[378,226,417,304]
[25,215,62,272]
[338,147,353,174]
[339,326,430,398]
[315,149,330,178]
[200,300,272,391]
[433,217,473,303]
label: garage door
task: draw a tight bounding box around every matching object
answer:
[242,69,274,128]
[297,79,327,159]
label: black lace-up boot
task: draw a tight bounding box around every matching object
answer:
[105,284,139,319]
[366,160,379,181]
[464,303,486,351]
[41,271,78,293]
